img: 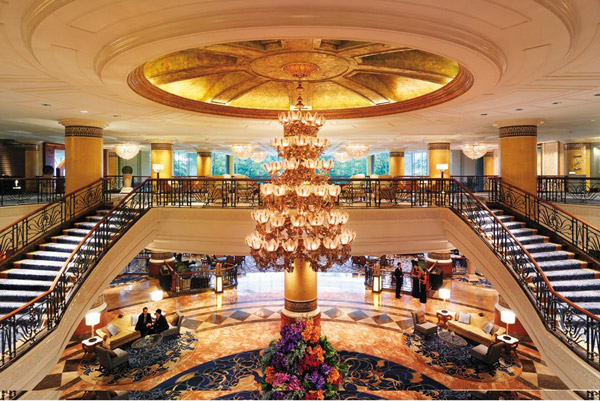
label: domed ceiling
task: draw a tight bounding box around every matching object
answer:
[129,39,473,119]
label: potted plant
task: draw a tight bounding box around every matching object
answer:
[175,262,191,291]
[41,165,55,194]
[121,165,133,189]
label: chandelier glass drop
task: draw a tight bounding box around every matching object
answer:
[114,143,140,160]
[462,144,487,160]
[345,143,370,159]
[231,144,256,159]
[333,150,350,163]
[245,79,355,272]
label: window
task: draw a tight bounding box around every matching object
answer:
[373,152,390,175]
[405,151,428,176]
[233,155,279,178]
[173,151,197,176]
[211,152,228,175]
[329,156,368,177]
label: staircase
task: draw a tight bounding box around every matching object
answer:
[486,208,600,316]
[0,208,113,317]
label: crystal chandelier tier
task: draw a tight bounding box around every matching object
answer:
[462,144,487,160]
[250,149,267,163]
[333,150,350,163]
[231,144,255,159]
[345,143,370,159]
[246,80,355,272]
[114,143,140,160]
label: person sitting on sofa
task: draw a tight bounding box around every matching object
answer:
[150,309,169,334]
[134,307,153,337]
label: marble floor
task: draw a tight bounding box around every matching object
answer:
[29,272,568,400]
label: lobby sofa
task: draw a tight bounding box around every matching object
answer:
[96,314,141,350]
[447,312,505,346]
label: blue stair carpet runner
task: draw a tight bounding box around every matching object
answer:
[473,208,600,316]
[0,209,115,317]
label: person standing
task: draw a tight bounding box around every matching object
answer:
[394,262,403,298]
[419,268,428,304]
[411,259,421,299]
[135,307,153,337]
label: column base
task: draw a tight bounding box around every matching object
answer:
[280,307,321,328]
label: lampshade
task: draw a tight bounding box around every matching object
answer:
[250,149,267,163]
[333,150,350,163]
[436,163,449,171]
[152,163,164,173]
[345,143,370,159]
[114,144,140,160]
[462,144,487,160]
[230,144,255,159]
[439,288,451,301]
[501,310,516,325]
[151,290,163,302]
[85,311,101,327]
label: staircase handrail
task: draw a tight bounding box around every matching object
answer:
[450,179,600,369]
[0,179,106,269]
[0,179,151,368]
[490,177,600,262]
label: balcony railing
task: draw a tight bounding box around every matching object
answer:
[538,176,600,204]
[0,177,65,206]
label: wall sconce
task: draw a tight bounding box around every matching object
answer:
[85,311,101,339]
[501,310,516,337]
[436,163,449,179]
[152,163,164,179]
[372,275,382,293]
[215,275,223,293]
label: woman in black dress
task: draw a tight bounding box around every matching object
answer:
[410,259,420,299]
[419,268,428,304]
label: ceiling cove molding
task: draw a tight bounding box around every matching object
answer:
[22,0,75,52]
[91,18,507,79]
[533,0,581,55]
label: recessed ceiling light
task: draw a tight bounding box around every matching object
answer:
[480,113,488,116]
[113,114,121,118]
[80,110,88,113]
[515,108,523,111]
[595,93,600,96]
[41,103,51,107]
[552,102,561,104]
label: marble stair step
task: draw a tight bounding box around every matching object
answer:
[505,227,538,237]
[552,279,600,292]
[561,290,600,303]
[537,259,588,271]
[51,235,84,245]
[0,290,44,302]
[26,250,72,261]
[1,268,60,281]
[543,268,598,281]
[529,251,574,262]
[569,302,600,315]
[62,228,92,237]
[74,222,120,231]
[522,242,562,253]
[13,259,64,271]
[39,242,78,252]
[512,235,549,245]
[0,279,54,291]
[0,301,32,315]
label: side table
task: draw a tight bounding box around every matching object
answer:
[497,334,519,356]
[436,310,453,329]
[82,336,102,361]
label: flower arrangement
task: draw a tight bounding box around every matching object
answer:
[260,320,347,400]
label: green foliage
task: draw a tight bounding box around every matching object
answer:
[121,165,133,175]
[212,152,228,175]
[174,262,190,273]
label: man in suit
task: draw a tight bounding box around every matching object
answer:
[394,262,403,298]
[135,307,153,337]
[152,309,169,334]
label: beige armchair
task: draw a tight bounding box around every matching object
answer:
[470,342,504,367]
[96,346,129,371]
[161,311,185,338]
[411,310,437,337]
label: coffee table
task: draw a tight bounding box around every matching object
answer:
[129,334,163,368]
[438,329,468,348]
[497,334,519,356]
[81,336,102,361]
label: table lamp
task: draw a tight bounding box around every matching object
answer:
[436,163,448,179]
[439,288,451,313]
[85,311,101,339]
[151,289,163,310]
[501,310,516,337]
[152,163,164,179]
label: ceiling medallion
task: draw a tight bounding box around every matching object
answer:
[246,73,355,271]
[129,39,474,119]
[114,143,140,160]
[462,144,487,160]
[345,143,370,159]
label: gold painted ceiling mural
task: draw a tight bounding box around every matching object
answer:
[129,39,472,119]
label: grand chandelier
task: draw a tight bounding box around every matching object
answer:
[250,149,267,163]
[231,144,255,159]
[246,79,355,272]
[345,143,370,159]
[333,150,350,163]
[114,143,140,160]
[462,144,487,160]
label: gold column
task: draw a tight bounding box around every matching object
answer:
[282,259,320,325]
[150,142,173,179]
[23,143,41,178]
[196,150,212,176]
[565,143,591,176]
[390,150,405,176]
[107,151,119,176]
[497,120,541,194]
[227,155,234,175]
[428,143,451,178]
[483,151,495,176]
[59,119,106,194]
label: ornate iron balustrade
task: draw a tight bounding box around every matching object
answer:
[0,179,105,269]
[538,176,600,204]
[451,179,600,371]
[452,175,497,193]
[0,177,65,206]
[491,178,600,262]
[103,175,150,193]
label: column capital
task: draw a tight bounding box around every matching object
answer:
[565,143,591,150]
[58,118,108,129]
[196,149,212,157]
[484,151,494,157]
[497,125,538,139]
[427,143,450,151]
[493,118,544,128]
[390,150,405,157]
[150,142,174,151]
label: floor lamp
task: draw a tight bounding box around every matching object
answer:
[85,311,100,339]
[501,310,516,337]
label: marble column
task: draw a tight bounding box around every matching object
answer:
[428,143,451,178]
[281,259,320,327]
[497,120,542,194]
[59,119,107,193]
[390,150,405,177]
[565,143,591,176]
[23,143,41,178]
[148,250,175,277]
[483,151,495,176]
[196,149,212,176]
[107,151,119,176]
[150,142,173,179]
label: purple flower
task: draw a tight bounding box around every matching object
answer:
[305,370,326,390]
[272,391,287,400]
[288,375,302,391]
[272,351,287,371]
[273,373,291,387]
[321,363,332,376]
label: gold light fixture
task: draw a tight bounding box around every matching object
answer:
[462,144,487,160]
[345,143,370,159]
[114,143,140,160]
[333,150,350,163]
[250,149,267,163]
[230,144,255,159]
[246,79,355,271]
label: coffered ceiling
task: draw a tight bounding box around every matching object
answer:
[0,0,598,153]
